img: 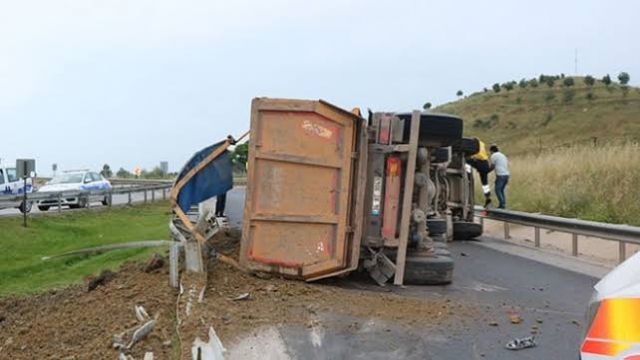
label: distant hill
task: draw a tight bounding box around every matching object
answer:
[435,76,640,156]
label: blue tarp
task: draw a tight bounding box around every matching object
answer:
[175,140,233,213]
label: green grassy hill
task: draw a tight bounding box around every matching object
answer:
[436,76,640,155]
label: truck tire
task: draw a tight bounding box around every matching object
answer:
[19,201,32,214]
[427,218,447,236]
[453,221,483,240]
[453,137,480,155]
[404,254,454,285]
[38,205,50,211]
[397,113,463,148]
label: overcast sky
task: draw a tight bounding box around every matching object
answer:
[1,0,638,176]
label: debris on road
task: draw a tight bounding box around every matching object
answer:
[505,336,536,350]
[509,314,523,324]
[231,292,251,301]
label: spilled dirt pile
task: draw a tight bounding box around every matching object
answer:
[0,228,477,359]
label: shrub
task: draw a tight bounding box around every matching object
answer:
[515,96,522,104]
[545,78,555,87]
[492,83,501,93]
[519,79,528,88]
[602,74,612,86]
[563,77,575,87]
[483,87,488,93]
[563,89,576,103]
[423,102,432,110]
[584,75,595,87]
[503,82,514,91]
[618,72,630,85]
[586,92,596,101]
[529,78,539,87]
[456,90,463,97]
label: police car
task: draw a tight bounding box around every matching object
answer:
[0,164,33,213]
[581,251,640,359]
[36,170,112,211]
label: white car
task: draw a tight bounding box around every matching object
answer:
[0,165,33,213]
[37,170,112,211]
[581,251,640,360]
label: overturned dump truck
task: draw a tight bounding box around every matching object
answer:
[240,98,482,286]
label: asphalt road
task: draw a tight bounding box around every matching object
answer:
[224,186,598,360]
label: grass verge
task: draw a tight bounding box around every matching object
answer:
[0,202,171,297]
[478,143,640,225]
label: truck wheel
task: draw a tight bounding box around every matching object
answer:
[397,113,463,148]
[427,218,447,236]
[453,221,483,240]
[453,137,480,155]
[403,254,454,285]
[19,201,33,214]
[38,205,50,211]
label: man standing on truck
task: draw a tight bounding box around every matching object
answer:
[489,144,509,209]
[466,138,492,208]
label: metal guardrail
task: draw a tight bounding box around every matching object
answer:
[476,207,640,263]
[0,183,173,213]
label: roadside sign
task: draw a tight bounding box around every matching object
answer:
[16,159,35,178]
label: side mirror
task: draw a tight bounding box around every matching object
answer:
[84,178,92,183]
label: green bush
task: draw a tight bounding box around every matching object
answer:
[584,75,595,87]
[618,72,630,85]
[492,83,501,93]
[563,89,576,103]
[563,77,575,87]
[602,74,612,86]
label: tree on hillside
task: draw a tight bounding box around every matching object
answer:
[545,78,556,87]
[456,90,463,97]
[423,102,432,110]
[230,142,249,172]
[618,72,630,85]
[100,164,113,178]
[503,82,514,91]
[602,74,612,86]
[584,75,595,87]
[483,87,488,93]
[518,79,528,88]
[563,77,575,87]
[539,74,546,83]
[492,83,501,93]
[529,78,539,87]
[116,167,132,178]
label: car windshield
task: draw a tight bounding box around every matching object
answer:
[6,168,18,182]
[49,173,84,184]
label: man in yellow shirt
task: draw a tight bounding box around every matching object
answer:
[466,138,492,208]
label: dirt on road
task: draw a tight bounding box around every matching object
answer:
[0,228,478,359]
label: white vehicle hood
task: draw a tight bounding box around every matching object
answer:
[38,183,81,192]
[595,251,640,300]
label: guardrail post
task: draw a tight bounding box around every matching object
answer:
[127,191,132,205]
[151,189,155,202]
[504,222,510,240]
[534,227,540,248]
[57,193,62,213]
[162,188,166,201]
[572,233,578,256]
[108,191,113,208]
[144,190,148,204]
[619,241,626,263]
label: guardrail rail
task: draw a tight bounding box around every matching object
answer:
[476,207,640,263]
